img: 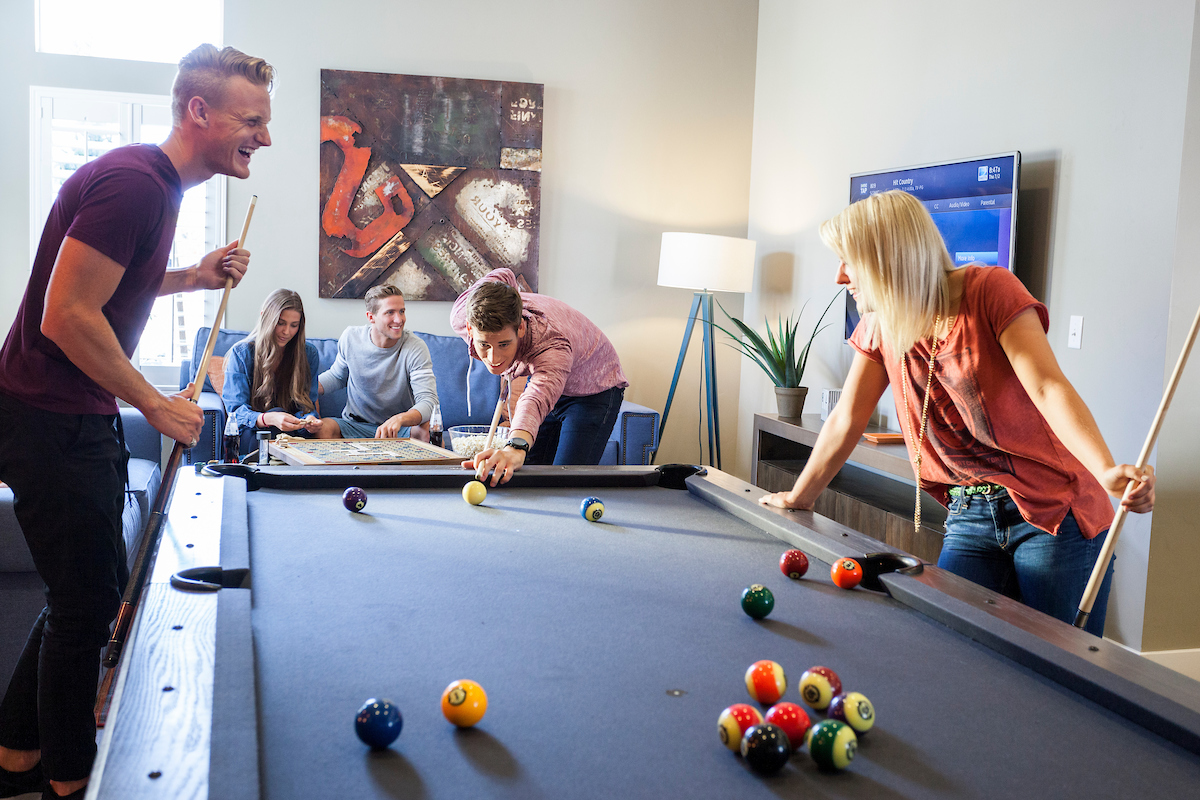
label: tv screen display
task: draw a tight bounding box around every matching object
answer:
[844,152,1020,338]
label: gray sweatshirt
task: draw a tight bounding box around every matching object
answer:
[318,326,438,425]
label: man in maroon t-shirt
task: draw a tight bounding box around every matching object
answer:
[0,45,273,800]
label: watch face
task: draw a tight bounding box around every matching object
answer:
[507,437,530,452]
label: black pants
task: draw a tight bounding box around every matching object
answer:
[0,393,127,781]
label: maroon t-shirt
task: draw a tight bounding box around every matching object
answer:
[0,144,182,415]
[850,266,1114,540]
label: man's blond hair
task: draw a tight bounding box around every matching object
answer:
[365,284,404,315]
[172,44,275,125]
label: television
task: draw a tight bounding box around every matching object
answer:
[844,151,1021,338]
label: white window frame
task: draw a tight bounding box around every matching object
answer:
[29,86,227,388]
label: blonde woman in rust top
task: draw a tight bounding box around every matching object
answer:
[760,190,1155,636]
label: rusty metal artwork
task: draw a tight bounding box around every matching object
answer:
[320,70,543,299]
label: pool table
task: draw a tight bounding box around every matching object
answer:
[88,464,1200,799]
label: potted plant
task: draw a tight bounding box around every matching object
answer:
[716,289,843,418]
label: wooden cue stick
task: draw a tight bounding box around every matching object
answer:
[96,197,257,719]
[1074,298,1200,629]
[483,375,508,451]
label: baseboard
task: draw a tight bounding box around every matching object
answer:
[1110,641,1200,683]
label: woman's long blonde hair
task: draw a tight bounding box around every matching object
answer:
[249,289,314,415]
[819,190,955,355]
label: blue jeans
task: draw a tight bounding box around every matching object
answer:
[527,387,624,466]
[939,487,1115,637]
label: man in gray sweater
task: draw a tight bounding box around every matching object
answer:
[316,285,438,440]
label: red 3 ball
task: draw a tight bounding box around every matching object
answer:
[764,701,811,751]
[779,549,809,580]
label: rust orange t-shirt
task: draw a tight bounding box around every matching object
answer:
[849,266,1114,539]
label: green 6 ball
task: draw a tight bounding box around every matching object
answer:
[741,584,774,619]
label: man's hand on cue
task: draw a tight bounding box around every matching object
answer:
[194,239,250,289]
[467,446,527,486]
[143,383,204,447]
[1101,463,1156,513]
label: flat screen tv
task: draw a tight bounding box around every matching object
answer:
[844,151,1021,338]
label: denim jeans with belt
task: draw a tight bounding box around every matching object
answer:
[938,486,1115,637]
[526,386,624,466]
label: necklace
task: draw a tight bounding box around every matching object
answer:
[900,313,950,533]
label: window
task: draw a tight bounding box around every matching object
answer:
[31,87,226,386]
[35,0,222,64]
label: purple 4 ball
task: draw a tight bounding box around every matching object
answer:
[342,486,367,513]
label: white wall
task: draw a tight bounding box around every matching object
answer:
[743,0,1197,648]
[0,0,760,470]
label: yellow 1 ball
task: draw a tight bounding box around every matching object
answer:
[441,679,488,727]
[462,480,487,505]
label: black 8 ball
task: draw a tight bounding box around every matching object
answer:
[740,723,791,774]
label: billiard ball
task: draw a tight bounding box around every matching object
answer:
[354,697,402,749]
[740,584,774,620]
[342,486,368,513]
[764,702,810,751]
[745,659,787,705]
[830,558,863,589]
[580,496,604,521]
[798,666,842,710]
[462,480,487,505]
[739,724,792,775]
[441,679,488,727]
[828,691,875,734]
[717,703,763,751]
[807,719,858,770]
[779,549,809,579]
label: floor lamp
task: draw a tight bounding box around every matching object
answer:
[656,232,756,469]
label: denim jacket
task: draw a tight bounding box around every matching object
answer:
[221,339,320,432]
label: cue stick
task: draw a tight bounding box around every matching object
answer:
[1074,298,1200,629]
[96,197,257,720]
[476,377,508,481]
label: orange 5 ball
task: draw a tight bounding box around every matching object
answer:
[831,557,863,589]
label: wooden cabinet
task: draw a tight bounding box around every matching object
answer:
[751,414,946,564]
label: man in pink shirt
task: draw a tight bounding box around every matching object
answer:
[451,268,628,484]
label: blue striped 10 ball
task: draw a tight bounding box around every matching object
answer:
[580,496,605,521]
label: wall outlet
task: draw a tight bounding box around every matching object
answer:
[1068,315,1084,350]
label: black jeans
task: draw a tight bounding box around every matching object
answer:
[526,386,624,466]
[0,393,128,781]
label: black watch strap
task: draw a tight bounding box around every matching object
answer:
[505,436,531,453]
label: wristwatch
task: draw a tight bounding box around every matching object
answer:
[505,436,531,454]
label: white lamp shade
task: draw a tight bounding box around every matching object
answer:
[657,232,756,294]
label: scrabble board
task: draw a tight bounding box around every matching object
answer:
[267,436,460,466]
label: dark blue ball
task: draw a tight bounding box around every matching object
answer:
[355,698,402,749]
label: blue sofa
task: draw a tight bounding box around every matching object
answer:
[180,327,659,466]
[1,408,162,683]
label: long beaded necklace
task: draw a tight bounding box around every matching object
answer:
[900,314,950,533]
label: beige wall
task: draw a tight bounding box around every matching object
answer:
[0,0,760,469]
[742,0,1199,649]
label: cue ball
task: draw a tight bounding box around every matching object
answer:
[807,719,858,770]
[354,697,402,749]
[717,703,763,751]
[828,691,875,734]
[342,486,368,513]
[764,702,810,751]
[745,659,787,705]
[441,679,488,727]
[740,724,792,775]
[580,496,605,521]
[741,584,775,619]
[831,558,863,589]
[779,549,809,579]
[462,480,488,505]
[798,666,842,710]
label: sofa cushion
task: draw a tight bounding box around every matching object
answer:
[413,331,501,429]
